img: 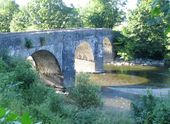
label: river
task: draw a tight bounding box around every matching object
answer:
[90,65,170,88]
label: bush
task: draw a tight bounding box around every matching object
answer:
[73,108,101,124]
[0,58,8,73]
[132,91,156,124]
[0,107,34,124]
[0,56,70,123]
[0,48,12,66]
[164,58,170,67]
[132,91,170,124]
[72,108,134,124]
[152,97,170,124]
[25,38,33,49]
[26,84,71,124]
[164,53,170,67]
[69,73,102,108]
[14,60,38,89]
[20,83,50,105]
[1,55,136,124]
[94,110,135,124]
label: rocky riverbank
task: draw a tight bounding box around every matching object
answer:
[106,58,164,66]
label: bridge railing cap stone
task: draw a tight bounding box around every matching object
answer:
[0,28,112,35]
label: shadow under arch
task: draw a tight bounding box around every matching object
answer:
[74,42,95,73]
[31,50,64,89]
[103,37,114,63]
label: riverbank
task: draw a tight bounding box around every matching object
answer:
[106,58,164,67]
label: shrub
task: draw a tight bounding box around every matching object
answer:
[1,56,136,124]
[14,60,38,89]
[93,110,135,124]
[25,38,33,49]
[132,91,156,124]
[73,108,100,124]
[164,53,170,67]
[72,108,122,124]
[0,48,11,65]
[152,97,170,124]
[0,107,33,124]
[69,73,102,108]
[0,58,8,73]
[132,91,170,124]
[21,83,50,105]
[19,82,71,123]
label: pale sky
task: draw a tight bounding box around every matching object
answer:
[15,0,137,10]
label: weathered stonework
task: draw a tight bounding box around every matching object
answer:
[0,28,113,87]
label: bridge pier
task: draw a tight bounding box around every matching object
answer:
[95,37,104,73]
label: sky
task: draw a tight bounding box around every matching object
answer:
[15,0,137,10]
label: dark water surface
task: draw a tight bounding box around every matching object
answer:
[90,65,170,88]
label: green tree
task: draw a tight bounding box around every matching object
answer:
[10,8,32,32]
[10,0,82,31]
[118,0,168,60]
[151,0,170,34]
[80,0,126,28]
[0,0,19,32]
[150,0,170,64]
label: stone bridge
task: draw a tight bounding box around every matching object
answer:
[0,28,114,88]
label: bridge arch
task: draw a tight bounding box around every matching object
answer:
[30,50,64,88]
[74,41,95,72]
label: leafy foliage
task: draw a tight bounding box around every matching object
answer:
[132,91,170,124]
[10,0,82,32]
[0,55,136,124]
[0,107,34,124]
[0,58,8,73]
[25,38,33,49]
[151,0,170,34]
[80,0,126,28]
[152,100,170,124]
[14,60,37,89]
[117,0,168,60]
[0,0,19,32]
[69,73,102,108]
[10,8,32,32]
[0,50,135,124]
[132,91,156,124]
[0,56,69,123]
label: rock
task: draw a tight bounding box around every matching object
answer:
[109,58,165,67]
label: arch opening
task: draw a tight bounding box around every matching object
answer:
[28,50,64,89]
[103,37,114,63]
[75,42,95,73]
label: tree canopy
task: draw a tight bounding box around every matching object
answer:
[3,0,127,31]
[80,0,126,28]
[151,0,170,35]
[116,0,168,60]
[0,0,19,32]
[10,0,82,31]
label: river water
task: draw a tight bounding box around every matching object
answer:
[90,65,170,88]
[90,65,170,111]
